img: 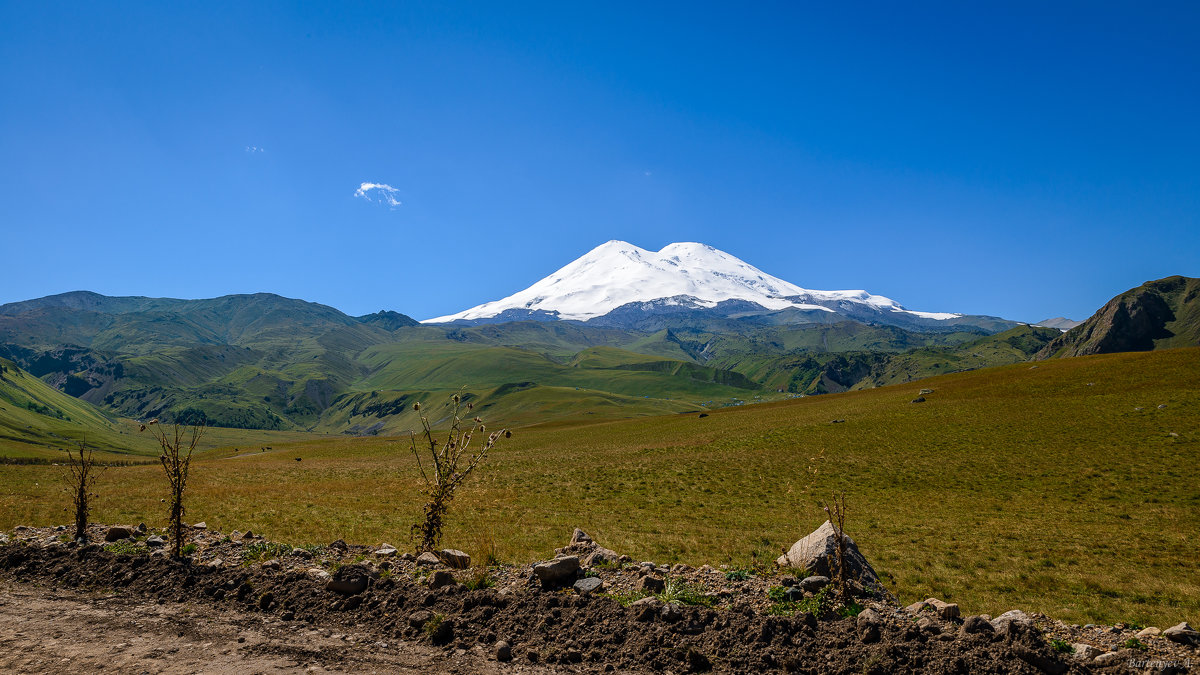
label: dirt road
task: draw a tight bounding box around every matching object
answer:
[0,581,533,674]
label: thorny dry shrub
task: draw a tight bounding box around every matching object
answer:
[407,391,510,553]
[62,442,105,542]
[141,419,206,558]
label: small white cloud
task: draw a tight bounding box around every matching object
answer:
[354,182,402,208]
[245,146,265,153]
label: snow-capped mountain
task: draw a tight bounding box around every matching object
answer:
[424,241,988,330]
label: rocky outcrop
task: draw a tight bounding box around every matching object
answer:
[1036,275,1200,358]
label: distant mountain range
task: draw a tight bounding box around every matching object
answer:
[0,249,1194,446]
[426,241,1019,333]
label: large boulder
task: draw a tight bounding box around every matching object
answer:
[775,521,880,584]
[556,527,621,568]
[533,555,580,588]
[1163,622,1200,646]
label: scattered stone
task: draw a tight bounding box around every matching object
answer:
[991,609,1033,634]
[911,397,926,403]
[408,610,431,629]
[291,548,313,559]
[308,568,331,581]
[1072,644,1103,661]
[427,570,456,590]
[207,558,224,568]
[145,535,166,548]
[438,549,471,569]
[780,576,798,587]
[104,526,133,542]
[775,521,880,584]
[532,556,580,588]
[495,641,512,662]
[570,528,592,544]
[784,587,804,602]
[919,388,934,394]
[328,539,348,551]
[857,608,881,625]
[573,577,603,595]
[582,546,620,568]
[192,522,207,530]
[136,523,147,534]
[917,617,941,634]
[375,546,397,557]
[906,600,931,614]
[1163,622,1200,646]
[923,599,959,620]
[241,531,255,541]
[1093,652,1124,665]
[660,604,683,623]
[799,575,829,594]
[959,616,995,636]
[399,552,415,562]
[261,559,281,571]
[1136,626,1161,638]
[831,419,846,424]
[325,564,373,595]
[1158,404,1167,409]
[416,552,441,567]
[638,575,665,593]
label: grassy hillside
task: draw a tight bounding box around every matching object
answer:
[2,347,1196,626]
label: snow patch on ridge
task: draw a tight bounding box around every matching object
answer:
[423,240,960,323]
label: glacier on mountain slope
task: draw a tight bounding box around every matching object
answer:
[423,240,960,323]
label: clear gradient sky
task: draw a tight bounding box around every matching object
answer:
[2,2,1197,322]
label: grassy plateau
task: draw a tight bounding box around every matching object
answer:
[1,347,1197,627]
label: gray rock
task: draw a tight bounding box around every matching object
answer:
[573,577,603,595]
[1136,627,1161,638]
[291,548,313,559]
[780,576,798,587]
[799,575,829,593]
[495,640,512,662]
[1093,651,1124,665]
[1072,644,1102,661]
[784,587,804,602]
[192,522,207,530]
[135,523,147,534]
[857,608,881,625]
[960,615,995,636]
[923,598,959,620]
[570,528,592,544]
[660,603,683,623]
[533,555,580,587]
[638,575,665,593]
[775,521,880,584]
[630,596,662,608]
[906,600,931,614]
[911,397,926,403]
[1164,622,1200,646]
[919,388,934,394]
[582,546,620,568]
[375,547,397,557]
[104,526,133,542]
[325,564,373,595]
[991,609,1033,634]
[439,549,471,569]
[428,569,456,590]
[917,617,941,634]
[416,551,441,567]
[261,559,281,570]
[145,535,166,547]
[399,552,415,562]
[408,610,432,628]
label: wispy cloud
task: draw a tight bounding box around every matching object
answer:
[354,182,402,208]
[245,146,265,153]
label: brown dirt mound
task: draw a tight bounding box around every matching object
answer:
[0,541,1095,674]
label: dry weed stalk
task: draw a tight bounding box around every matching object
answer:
[408,391,509,553]
[62,442,105,542]
[141,419,206,558]
[821,492,849,601]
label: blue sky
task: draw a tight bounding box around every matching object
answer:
[1,2,1197,322]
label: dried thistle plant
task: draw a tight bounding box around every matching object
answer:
[62,442,105,542]
[407,390,509,553]
[141,418,206,558]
